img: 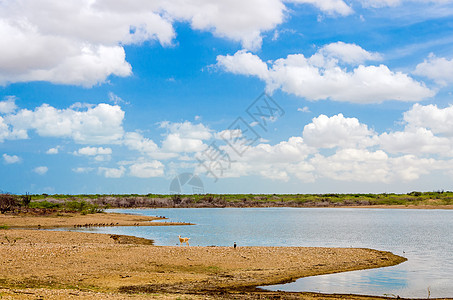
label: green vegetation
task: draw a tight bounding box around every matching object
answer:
[2,191,450,209]
[1,191,452,211]
[0,225,9,230]
[28,200,102,214]
[0,193,103,214]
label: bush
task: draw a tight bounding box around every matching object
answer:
[29,201,61,209]
[0,194,18,213]
[64,200,102,214]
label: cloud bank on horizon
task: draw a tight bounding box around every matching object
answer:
[1,0,453,194]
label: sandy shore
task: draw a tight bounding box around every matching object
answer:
[0,212,409,299]
[0,211,192,229]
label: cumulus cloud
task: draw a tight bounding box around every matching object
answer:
[46,147,59,154]
[216,50,269,79]
[2,0,388,86]
[196,136,316,181]
[98,166,125,178]
[0,96,18,114]
[303,114,377,148]
[217,44,433,103]
[0,115,26,142]
[297,106,310,112]
[160,121,212,153]
[359,0,453,8]
[194,102,453,183]
[311,149,390,182]
[390,155,442,181]
[0,0,287,86]
[72,167,94,173]
[4,103,124,144]
[74,146,112,161]
[288,0,353,15]
[74,146,112,156]
[317,41,382,65]
[414,54,453,86]
[379,127,452,156]
[129,161,165,178]
[3,153,21,164]
[403,103,453,136]
[33,166,48,175]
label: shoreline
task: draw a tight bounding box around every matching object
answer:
[113,204,453,210]
[0,211,193,229]
[0,211,410,299]
[0,229,407,299]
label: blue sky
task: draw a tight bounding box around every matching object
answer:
[1,0,453,195]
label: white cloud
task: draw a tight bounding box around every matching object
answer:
[123,131,177,159]
[98,166,125,178]
[379,127,452,156]
[160,121,211,153]
[108,92,128,105]
[403,103,453,136]
[0,96,18,114]
[123,132,159,153]
[0,0,373,86]
[317,41,382,65]
[196,136,316,181]
[390,155,441,181]
[75,146,112,156]
[5,103,124,144]
[311,149,390,182]
[297,106,310,112]
[359,0,453,8]
[359,0,402,7]
[33,166,48,175]
[288,0,353,15]
[217,44,433,103]
[46,147,59,154]
[3,153,21,164]
[129,161,164,178]
[0,115,27,142]
[196,103,453,184]
[216,50,269,79]
[303,114,377,148]
[414,54,453,86]
[0,116,11,142]
[72,167,94,173]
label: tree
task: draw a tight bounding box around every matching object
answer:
[22,192,31,207]
[0,193,18,213]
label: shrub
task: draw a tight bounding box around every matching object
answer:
[0,194,18,213]
[64,200,102,214]
[29,201,61,209]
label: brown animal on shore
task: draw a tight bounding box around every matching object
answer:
[110,234,121,243]
[178,235,190,246]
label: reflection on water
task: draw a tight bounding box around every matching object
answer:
[69,208,453,298]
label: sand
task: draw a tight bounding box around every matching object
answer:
[0,211,192,229]
[0,212,409,299]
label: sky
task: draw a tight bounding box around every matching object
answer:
[1,0,453,195]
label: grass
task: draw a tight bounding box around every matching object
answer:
[0,225,9,230]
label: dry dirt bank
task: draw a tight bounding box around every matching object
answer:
[0,212,191,229]
[0,228,408,299]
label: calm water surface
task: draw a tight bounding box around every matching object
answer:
[72,208,452,298]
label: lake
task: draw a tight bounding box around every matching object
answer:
[69,207,453,298]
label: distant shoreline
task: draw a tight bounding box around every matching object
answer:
[23,191,453,210]
[117,204,453,209]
